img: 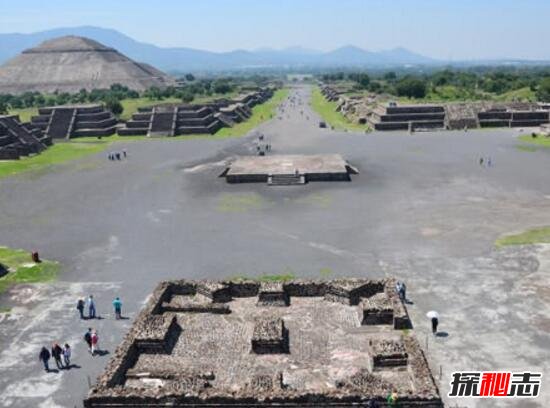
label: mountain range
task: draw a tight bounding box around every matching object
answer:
[0,26,548,73]
[0,26,437,72]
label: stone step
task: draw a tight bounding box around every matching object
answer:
[268,174,306,186]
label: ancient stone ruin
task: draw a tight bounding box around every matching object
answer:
[117,88,274,137]
[222,154,359,185]
[84,278,443,407]
[320,83,550,131]
[0,115,51,160]
[30,104,117,139]
[0,36,175,94]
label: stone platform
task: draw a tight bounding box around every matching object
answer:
[84,279,442,407]
[223,154,358,184]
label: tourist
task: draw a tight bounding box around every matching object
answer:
[400,282,407,302]
[113,296,122,319]
[76,298,85,319]
[39,346,51,372]
[487,157,492,167]
[479,157,484,166]
[115,152,121,160]
[91,330,99,356]
[87,295,96,319]
[122,149,127,158]
[84,328,93,353]
[51,342,63,369]
[387,391,399,406]
[63,343,71,367]
[432,316,439,335]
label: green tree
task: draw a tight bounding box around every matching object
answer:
[0,101,8,114]
[104,97,123,116]
[396,77,427,98]
[536,78,550,102]
[184,73,195,81]
[180,90,195,103]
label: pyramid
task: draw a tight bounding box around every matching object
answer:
[0,36,176,94]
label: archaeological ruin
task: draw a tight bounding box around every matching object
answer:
[117,88,274,137]
[320,84,550,131]
[222,154,358,185]
[30,104,118,139]
[84,278,442,407]
[0,36,176,94]
[0,115,51,160]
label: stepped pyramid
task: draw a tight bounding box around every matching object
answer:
[0,36,176,94]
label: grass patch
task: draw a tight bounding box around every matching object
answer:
[216,193,267,213]
[7,107,39,123]
[216,88,289,137]
[229,272,297,282]
[495,226,550,247]
[0,246,59,294]
[516,144,538,152]
[518,134,550,148]
[310,87,370,132]
[319,267,333,278]
[0,140,110,179]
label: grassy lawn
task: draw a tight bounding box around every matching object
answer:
[7,107,39,122]
[310,87,370,132]
[216,88,289,137]
[495,227,550,247]
[518,134,550,148]
[0,140,110,179]
[0,246,59,295]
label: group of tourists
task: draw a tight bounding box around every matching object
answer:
[479,156,492,167]
[39,295,124,372]
[84,327,100,356]
[108,149,127,161]
[76,295,123,320]
[395,281,407,302]
[38,343,71,372]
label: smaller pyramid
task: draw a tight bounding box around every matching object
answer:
[0,36,176,94]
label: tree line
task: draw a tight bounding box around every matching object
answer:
[0,76,239,116]
[320,68,550,101]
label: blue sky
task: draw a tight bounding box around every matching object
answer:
[2,0,550,59]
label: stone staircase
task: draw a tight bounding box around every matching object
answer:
[268,174,306,186]
[149,109,176,136]
[46,108,75,139]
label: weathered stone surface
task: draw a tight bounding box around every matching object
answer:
[0,36,176,94]
[84,279,441,407]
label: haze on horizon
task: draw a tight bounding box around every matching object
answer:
[2,0,550,61]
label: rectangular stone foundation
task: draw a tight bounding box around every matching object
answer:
[361,292,394,325]
[84,279,441,407]
[251,317,288,354]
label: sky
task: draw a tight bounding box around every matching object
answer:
[2,0,550,60]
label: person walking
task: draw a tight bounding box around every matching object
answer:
[51,342,63,369]
[395,281,403,299]
[400,282,407,302]
[479,157,484,166]
[113,296,122,320]
[432,316,439,334]
[87,295,96,319]
[76,298,85,319]
[39,346,51,372]
[63,344,71,367]
[487,157,492,167]
[84,327,93,354]
[122,149,127,158]
[91,330,99,356]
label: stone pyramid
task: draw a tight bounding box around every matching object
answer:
[0,36,176,94]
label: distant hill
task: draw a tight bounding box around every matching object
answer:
[0,26,440,72]
[2,26,548,73]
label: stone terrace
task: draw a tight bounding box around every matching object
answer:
[84,279,442,407]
